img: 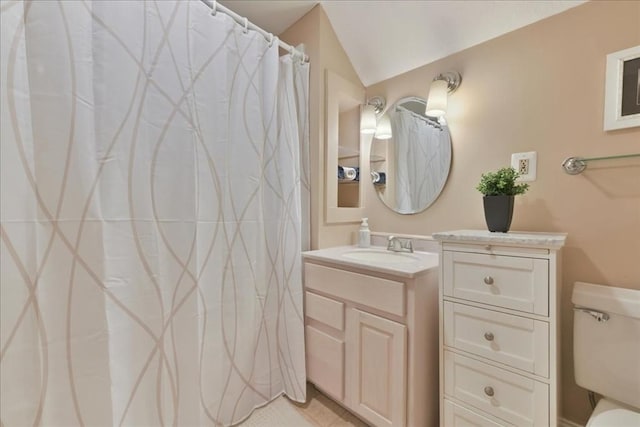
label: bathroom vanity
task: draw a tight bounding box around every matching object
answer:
[433,230,566,427]
[302,246,440,427]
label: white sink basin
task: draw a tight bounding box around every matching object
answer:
[341,249,420,263]
[303,246,438,278]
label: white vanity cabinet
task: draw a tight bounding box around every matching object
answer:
[302,248,440,427]
[433,230,567,427]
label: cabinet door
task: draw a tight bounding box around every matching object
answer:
[306,326,345,401]
[347,309,407,427]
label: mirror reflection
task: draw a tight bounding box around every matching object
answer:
[370,96,452,214]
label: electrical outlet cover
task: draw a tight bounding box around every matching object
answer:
[511,151,537,182]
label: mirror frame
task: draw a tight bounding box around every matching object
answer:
[370,95,452,215]
[325,70,366,223]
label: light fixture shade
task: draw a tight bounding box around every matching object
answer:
[360,104,377,134]
[374,114,392,140]
[425,79,448,117]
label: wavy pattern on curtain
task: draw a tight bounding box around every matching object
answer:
[393,108,451,214]
[0,1,309,426]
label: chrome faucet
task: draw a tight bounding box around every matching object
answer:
[387,235,414,253]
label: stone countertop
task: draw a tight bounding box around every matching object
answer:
[302,245,439,278]
[432,229,567,248]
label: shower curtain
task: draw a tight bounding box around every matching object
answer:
[0,1,309,426]
[393,108,450,213]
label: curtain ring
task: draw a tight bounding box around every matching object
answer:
[243,17,248,33]
[268,33,274,47]
[211,0,217,16]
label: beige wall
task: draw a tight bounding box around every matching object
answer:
[285,1,640,424]
[280,5,364,249]
[368,1,640,424]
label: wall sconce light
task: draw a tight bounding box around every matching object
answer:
[360,96,392,139]
[425,71,461,118]
[360,103,378,134]
[374,114,392,140]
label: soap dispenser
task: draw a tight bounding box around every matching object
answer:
[358,218,371,248]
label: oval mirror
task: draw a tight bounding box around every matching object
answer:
[370,96,452,214]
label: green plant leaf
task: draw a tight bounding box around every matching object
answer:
[476,167,529,196]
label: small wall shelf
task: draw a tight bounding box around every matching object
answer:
[326,70,366,222]
[338,146,360,160]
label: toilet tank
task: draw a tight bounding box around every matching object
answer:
[572,282,640,409]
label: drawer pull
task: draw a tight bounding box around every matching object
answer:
[484,245,492,251]
[483,276,494,285]
[484,332,494,341]
[484,386,495,397]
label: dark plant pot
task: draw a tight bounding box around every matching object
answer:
[483,195,514,233]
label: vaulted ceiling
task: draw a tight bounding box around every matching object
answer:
[219,0,586,86]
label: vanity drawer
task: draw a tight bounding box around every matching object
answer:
[444,351,549,427]
[306,325,344,401]
[444,302,549,377]
[304,262,405,317]
[443,251,548,315]
[305,291,344,331]
[443,399,509,427]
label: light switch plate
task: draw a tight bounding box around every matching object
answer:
[511,151,537,182]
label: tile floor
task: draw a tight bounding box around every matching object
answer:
[239,395,313,427]
[289,383,369,427]
[240,382,369,427]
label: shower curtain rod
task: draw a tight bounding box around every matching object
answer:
[396,105,443,130]
[199,0,309,62]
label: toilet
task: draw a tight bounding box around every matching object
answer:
[572,282,640,426]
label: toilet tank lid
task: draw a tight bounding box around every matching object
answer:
[572,282,640,319]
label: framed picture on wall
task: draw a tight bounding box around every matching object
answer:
[603,45,640,131]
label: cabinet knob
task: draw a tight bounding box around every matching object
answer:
[484,386,495,397]
[483,276,494,285]
[485,245,492,251]
[484,332,494,341]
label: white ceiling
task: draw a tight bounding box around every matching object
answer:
[219,0,586,86]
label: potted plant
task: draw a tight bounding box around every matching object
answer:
[476,167,529,232]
